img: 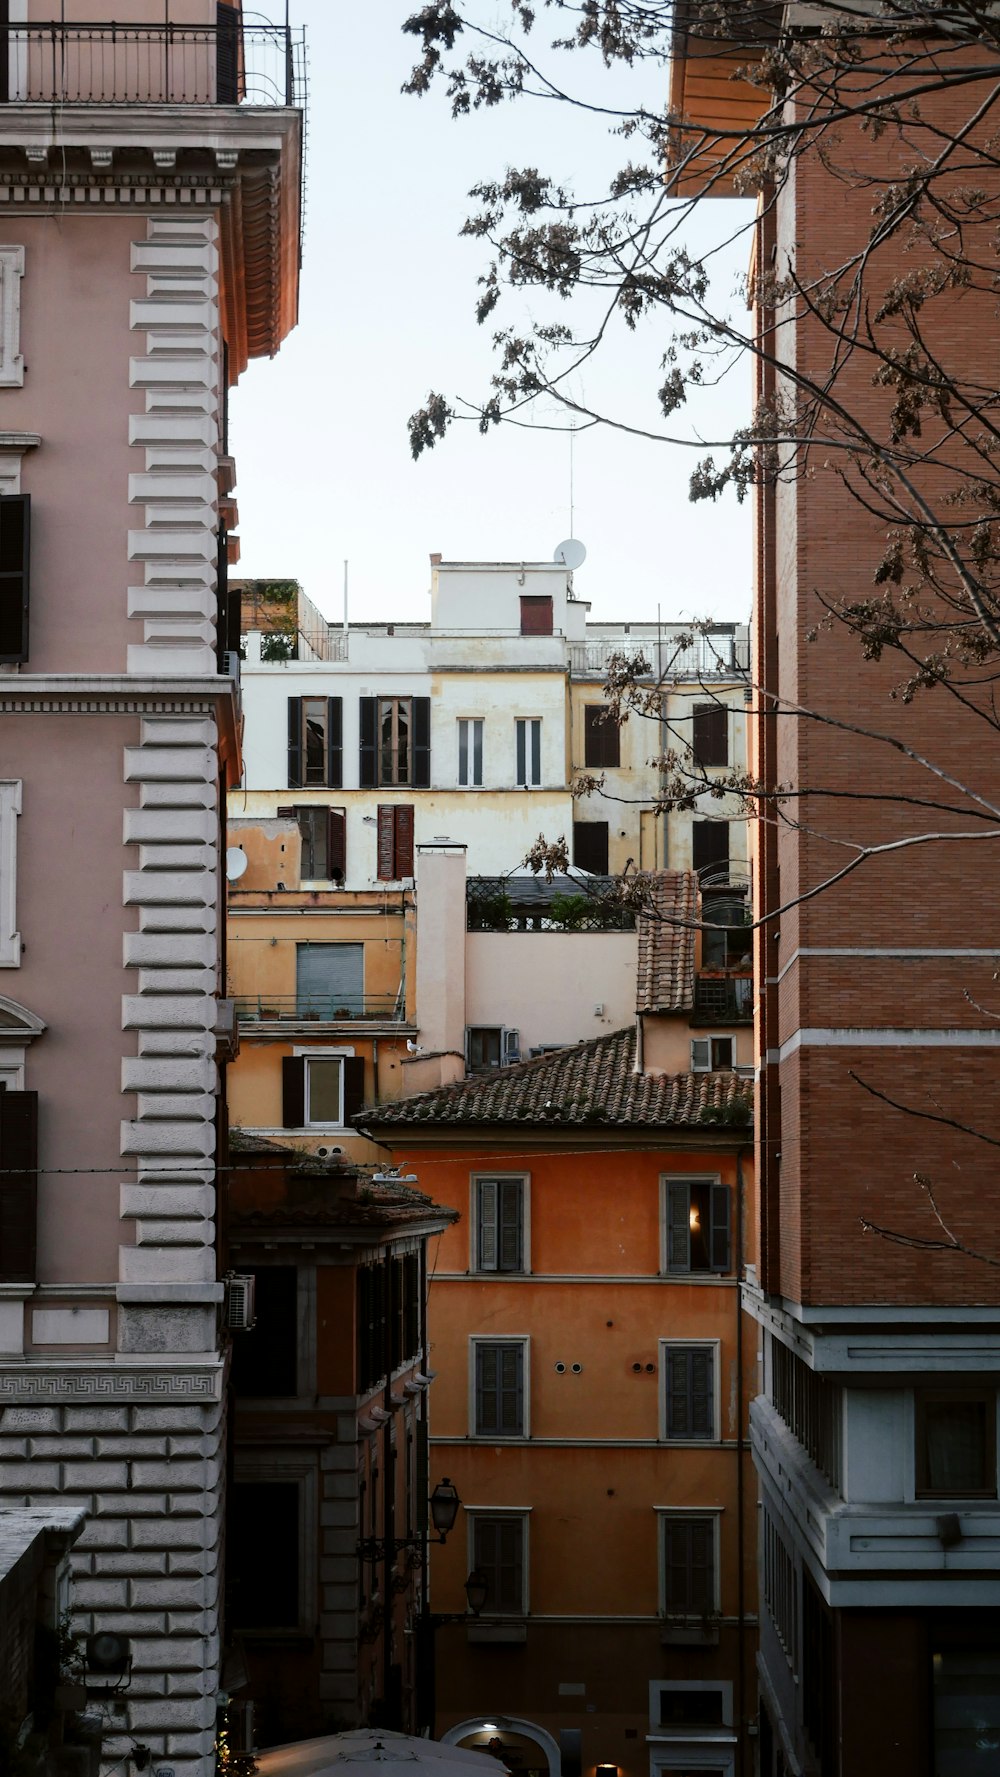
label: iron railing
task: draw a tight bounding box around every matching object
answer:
[693,974,753,1023]
[569,635,751,680]
[0,18,305,108]
[234,993,406,1024]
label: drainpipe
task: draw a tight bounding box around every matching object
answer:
[633,1013,644,1075]
[731,1144,746,1769]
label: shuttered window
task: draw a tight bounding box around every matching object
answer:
[476,1176,525,1273]
[572,820,609,874]
[276,805,346,882]
[692,702,729,767]
[664,1178,730,1274]
[281,1054,366,1128]
[360,697,431,787]
[664,1345,715,1440]
[583,704,620,768]
[0,494,30,665]
[692,819,729,884]
[458,718,484,786]
[515,718,541,786]
[286,697,342,790]
[662,1515,716,1617]
[376,804,415,879]
[519,594,553,635]
[472,1515,527,1614]
[0,1088,37,1284]
[474,1341,526,1437]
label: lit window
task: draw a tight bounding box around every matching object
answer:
[662,1177,730,1274]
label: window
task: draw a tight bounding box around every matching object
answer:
[583,704,620,768]
[473,1339,527,1437]
[276,805,346,882]
[651,1681,732,1730]
[692,818,729,883]
[474,1175,526,1273]
[296,941,363,1017]
[466,1026,520,1073]
[282,1052,366,1129]
[286,696,342,790]
[0,779,21,966]
[515,718,541,786]
[660,1513,718,1618]
[692,702,729,767]
[763,1510,797,1669]
[470,1513,528,1614]
[0,1088,36,1284]
[458,717,484,786]
[932,1642,1000,1775]
[662,1343,716,1440]
[519,594,553,636]
[701,895,751,969]
[227,1480,300,1630]
[360,696,431,788]
[572,820,609,874]
[357,1261,386,1394]
[377,803,414,880]
[691,1037,734,1072]
[230,1267,298,1398]
[771,1338,842,1491]
[0,247,24,388]
[662,1177,730,1274]
[916,1390,997,1497]
[0,494,29,664]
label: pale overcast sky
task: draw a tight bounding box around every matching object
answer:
[229,4,755,628]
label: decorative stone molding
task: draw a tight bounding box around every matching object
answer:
[128,217,221,679]
[0,430,38,494]
[0,1364,223,1399]
[0,781,22,966]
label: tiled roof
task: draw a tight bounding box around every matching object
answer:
[635,871,699,1013]
[357,1026,752,1132]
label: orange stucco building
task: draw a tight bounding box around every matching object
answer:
[359,879,757,1777]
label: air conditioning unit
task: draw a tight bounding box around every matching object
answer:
[223,1273,256,1332]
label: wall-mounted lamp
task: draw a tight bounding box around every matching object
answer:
[464,1566,488,1616]
[596,1764,619,1777]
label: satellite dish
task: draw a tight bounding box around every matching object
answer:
[554,538,587,570]
[225,846,248,882]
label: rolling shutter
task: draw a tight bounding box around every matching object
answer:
[0,1090,38,1283]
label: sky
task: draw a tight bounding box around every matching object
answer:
[229,4,756,629]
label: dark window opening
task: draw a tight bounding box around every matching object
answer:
[276,805,346,882]
[472,1516,525,1614]
[692,702,729,767]
[657,1688,724,1729]
[916,1391,997,1497]
[230,1266,298,1398]
[0,1089,37,1284]
[0,494,30,665]
[665,1178,730,1274]
[583,704,620,768]
[572,820,609,874]
[287,697,342,790]
[692,819,730,884]
[228,1481,299,1630]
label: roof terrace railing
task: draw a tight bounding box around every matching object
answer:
[0,17,305,108]
[569,634,751,680]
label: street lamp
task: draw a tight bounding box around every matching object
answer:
[359,1476,464,1562]
[429,1477,460,1541]
[464,1568,488,1616]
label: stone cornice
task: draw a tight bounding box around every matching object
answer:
[0,102,300,163]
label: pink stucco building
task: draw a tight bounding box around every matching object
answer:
[0,5,302,1770]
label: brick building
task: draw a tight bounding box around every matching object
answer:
[669,13,1000,1777]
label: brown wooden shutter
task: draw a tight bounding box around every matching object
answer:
[342,1056,366,1126]
[359,698,378,788]
[0,494,30,665]
[692,702,728,767]
[519,595,553,636]
[584,705,620,768]
[287,699,303,789]
[0,1090,38,1284]
[412,697,431,788]
[327,810,346,883]
[281,1056,306,1128]
[377,805,396,879]
[394,804,415,878]
[572,820,609,874]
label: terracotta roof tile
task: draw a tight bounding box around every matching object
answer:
[357,1026,752,1133]
[635,871,699,1013]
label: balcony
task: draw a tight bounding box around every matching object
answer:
[693,974,753,1024]
[234,993,407,1027]
[569,634,750,680]
[0,18,305,108]
[466,874,636,933]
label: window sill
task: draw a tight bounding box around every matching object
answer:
[465,1619,527,1644]
[660,1622,720,1648]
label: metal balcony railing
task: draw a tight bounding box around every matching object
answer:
[569,635,751,680]
[693,974,754,1023]
[234,993,406,1024]
[0,18,305,108]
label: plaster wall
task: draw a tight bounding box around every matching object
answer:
[430,560,587,637]
[465,933,637,1052]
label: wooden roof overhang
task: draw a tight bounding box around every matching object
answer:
[667,1,778,195]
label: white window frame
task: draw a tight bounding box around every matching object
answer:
[659,1338,721,1442]
[469,1334,530,1440]
[648,1678,733,1730]
[658,1173,725,1277]
[292,1044,355,1130]
[656,1507,722,1620]
[466,1025,520,1072]
[457,717,484,787]
[691,1036,733,1073]
[0,248,24,387]
[514,717,542,787]
[0,781,21,967]
[465,1506,531,1616]
[470,1171,531,1276]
